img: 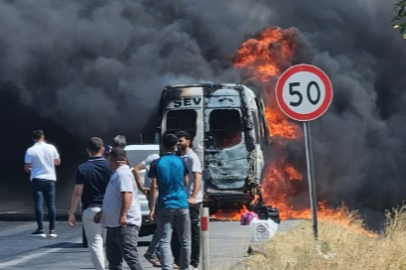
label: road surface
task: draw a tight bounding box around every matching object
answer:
[0,219,300,270]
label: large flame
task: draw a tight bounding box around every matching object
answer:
[233,27,302,140]
[233,27,307,219]
[228,27,372,235]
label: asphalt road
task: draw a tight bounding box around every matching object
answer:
[0,219,300,270]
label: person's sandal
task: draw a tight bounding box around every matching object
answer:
[144,253,161,267]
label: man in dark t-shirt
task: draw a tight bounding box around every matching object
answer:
[68,137,112,270]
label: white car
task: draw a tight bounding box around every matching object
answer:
[82,144,159,247]
[124,144,159,237]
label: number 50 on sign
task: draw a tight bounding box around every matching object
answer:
[275,64,333,122]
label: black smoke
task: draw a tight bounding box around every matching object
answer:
[0,0,405,227]
[270,0,406,228]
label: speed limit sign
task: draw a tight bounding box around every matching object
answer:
[275,64,333,121]
[275,64,333,239]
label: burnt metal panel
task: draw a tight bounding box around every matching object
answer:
[205,142,248,190]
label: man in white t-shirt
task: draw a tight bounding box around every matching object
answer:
[24,129,61,237]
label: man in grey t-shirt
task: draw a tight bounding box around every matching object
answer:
[95,147,143,270]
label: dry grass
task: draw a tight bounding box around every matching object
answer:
[245,207,406,270]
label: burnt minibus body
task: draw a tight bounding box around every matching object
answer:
[155,83,270,210]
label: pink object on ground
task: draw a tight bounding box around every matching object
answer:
[240,211,258,225]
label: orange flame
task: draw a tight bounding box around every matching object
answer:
[233,27,305,219]
[229,26,374,236]
[265,108,303,139]
[211,204,249,221]
[233,27,302,140]
[233,27,296,81]
[261,161,304,219]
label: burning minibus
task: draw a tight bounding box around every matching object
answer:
[155,83,270,212]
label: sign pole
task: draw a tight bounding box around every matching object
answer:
[303,121,318,240]
[200,207,210,270]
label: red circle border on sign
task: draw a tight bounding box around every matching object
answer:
[275,64,333,121]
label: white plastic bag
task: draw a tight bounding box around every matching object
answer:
[249,218,278,242]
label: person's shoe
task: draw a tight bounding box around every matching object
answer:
[172,263,180,269]
[144,253,161,267]
[49,230,57,237]
[30,229,46,237]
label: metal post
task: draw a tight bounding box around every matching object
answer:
[200,207,210,270]
[303,121,318,240]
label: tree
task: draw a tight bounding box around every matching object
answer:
[393,0,406,39]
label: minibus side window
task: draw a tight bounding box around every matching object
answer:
[209,109,242,148]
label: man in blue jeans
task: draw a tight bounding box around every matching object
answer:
[171,131,202,269]
[148,134,192,270]
[24,129,61,237]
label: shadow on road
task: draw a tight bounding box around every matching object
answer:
[42,242,83,249]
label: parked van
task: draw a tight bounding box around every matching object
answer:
[125,144,159,236]
[155,83,270,211]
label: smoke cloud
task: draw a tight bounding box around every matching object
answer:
[1,0,405,227]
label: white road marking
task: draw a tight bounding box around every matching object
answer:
[0,240,80,269]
